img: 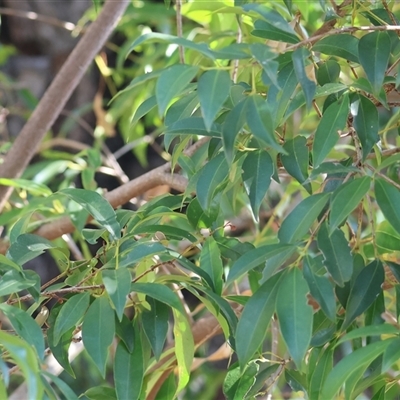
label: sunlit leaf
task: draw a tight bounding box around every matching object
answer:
[200,237,223,294]
[223,362,259,400]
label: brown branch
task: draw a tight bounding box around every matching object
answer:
[0,0,130,212]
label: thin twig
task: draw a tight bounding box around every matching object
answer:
[175,0,185,64]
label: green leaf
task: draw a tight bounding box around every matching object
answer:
[200,237,224,294]
[0,269,37,296]
[250,43,279,87]
[156,65,199,116]
[278,193,330,244]
[236,272,283,369]
[321,339,394,399]
[227,244,295,284]
[102,268,131,322]
[0,330,43,400]
[338,324,398,345]
[84,386,117,400]
[242,150,274,222]
[173,309,194,394]
[276,268,313,368]
[0,304,45,360]
[53,292,90,346]
[222,99,247,163]
[351,94,379,159]
[312,34,359,63]
[375,177,400,235]
[358,31,391,95]
[82,296,115,377]
[303,258,336,322]
[117,242,166,268]
[114,326,144,400]
[142,297,169,361]
[131,282,183,312]
[115,314,135,353]
[58,188,120,241]
[165,117,222,137]
[313,95,349,167]
[198,70,231,131]
[309,349,333,400]
[223,362,259,400]
[376,220,400,253]
[130,96,157,127]
[292,48,316,110]
[382,337,400,372]
[165,91,198,126]
[329,176,371,233]
[0,178,52,196]
[251,19,299,44]
[196,153,229,211]
[128,33,216,60]
[317,60,341,86]
[7,233,57,265]
[342,260,384,329]
[317,222,353,287]
[281,136,310,190]
[246,95,284,152]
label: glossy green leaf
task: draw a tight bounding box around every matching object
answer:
[131,282,183,312]
[0,330,43,400]
[142,297,169,361]
[313,95,349,167]
[246,95,284,153]
[164,91,198,127]
[0,178,52,196]
[292,48,316,110]
[242,150,274,222]
[321,339,394,399]
[198,70,231,131]
[312,34,359,63]
[278,193,330,244]
[59,188,120,241]
[200,237,223,294]
[222,99,247,163]
[281,136,310,189]
[342,260,384,329]
[82,296,115,377]
[338,324,398,346]
[114,326,144,400]
[223,362,259,400]
[309,349,333,400]
[117,242,166,268]
[165,117,222,137]
[236,272,283,369]
[351,94,379,159]
[317,222,353,287]
[84,386,117,400]
[53,292,90,346]
[382,337,400,372]
[303,258,336,322]
[227,243,295,284]
[102,268,131,322]
[7,233,57,265]
[0,269,37,296]
[130,96,157,127]
[251,19,299,44]
[173,308,194,394]
[375,178,400,235]
[276,268,313,368]
[196,153,229,211]
[156,65,199,116]
[267,62,298,127]
[376,220,400,253]
[358,31,391,95]
[0,304,45,360]
[329,176,371,233]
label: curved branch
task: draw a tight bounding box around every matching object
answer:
[0,0,130,212]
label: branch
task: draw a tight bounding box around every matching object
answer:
[0,0,130,212]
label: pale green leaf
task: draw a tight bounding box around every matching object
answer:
[375,178,400,235]
[200,237,223,294]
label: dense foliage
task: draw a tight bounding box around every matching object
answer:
[2,0,400,398]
